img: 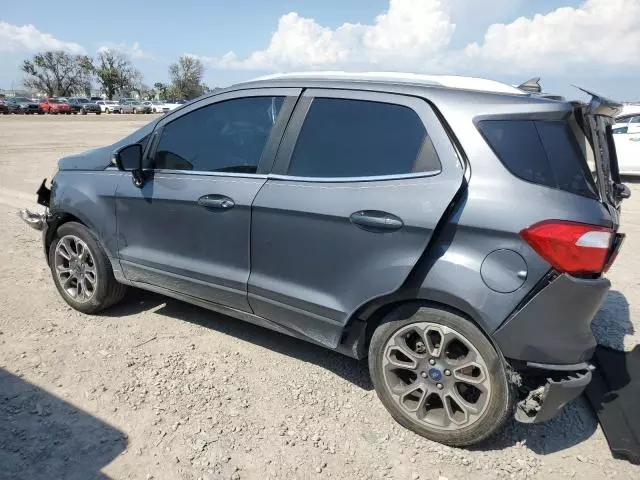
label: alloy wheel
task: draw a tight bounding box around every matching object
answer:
[381,322,491,431]
[54,235,98,303]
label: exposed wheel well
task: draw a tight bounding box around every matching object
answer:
[341,298,491,360]
[44,213,86,256]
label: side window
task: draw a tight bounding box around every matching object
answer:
[478,120,597,199]
[153,96,285,173]
[287,98,439,178]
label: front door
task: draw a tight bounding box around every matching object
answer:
[116,89,300,312]
[248,89,465,346]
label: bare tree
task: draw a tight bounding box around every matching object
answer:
[169,55,205,99]
[22,51,93,97]
[94,49,141,100]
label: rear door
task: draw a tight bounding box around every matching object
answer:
[248,89,465,347]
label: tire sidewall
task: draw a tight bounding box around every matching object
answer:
[369,305,513,447]
[48,222,114,314]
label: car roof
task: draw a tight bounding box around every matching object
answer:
[235,71,527,96]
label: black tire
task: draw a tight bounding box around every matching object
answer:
[368,305,514,447]
[48,222,127,314]
[96,111,101,115]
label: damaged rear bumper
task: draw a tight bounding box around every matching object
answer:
[515,366,592,423]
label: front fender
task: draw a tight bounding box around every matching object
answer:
[49,171,120,257]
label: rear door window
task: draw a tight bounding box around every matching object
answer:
[478,120,598,198]
[287,98,439,178]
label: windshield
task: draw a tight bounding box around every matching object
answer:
[14,97,31,102]
[106,101,116,105]
[78,98,89,103]
[49,99,61,103]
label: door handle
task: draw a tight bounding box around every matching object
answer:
[350,210,404,232]
[197,194,235,210]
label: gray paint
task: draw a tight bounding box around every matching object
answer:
[43,75,618,369]
[480,250,527,294]
[494,275,609,364]
[116,172,266,312]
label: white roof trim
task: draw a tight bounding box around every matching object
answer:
[246,71,526,96]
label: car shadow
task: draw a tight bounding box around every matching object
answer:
[105,290,374,391]
[0,368,127,480]
[476,289,633,455]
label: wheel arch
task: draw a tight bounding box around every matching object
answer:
[44,212,87,257]
[338,295,490,360]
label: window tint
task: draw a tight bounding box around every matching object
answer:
[478,120,597,198]
[287,98,437,178]
[153,96,284,173]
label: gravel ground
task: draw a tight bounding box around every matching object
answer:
[0,115,638,480]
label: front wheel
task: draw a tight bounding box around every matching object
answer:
[369,306,514,447]
[48,222,127,314]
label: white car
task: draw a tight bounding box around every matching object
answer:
[95,100,121,114]
[612,105,640,175]
[163,100,187,111]
[144,100,169,113]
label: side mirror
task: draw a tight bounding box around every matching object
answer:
[114,144,142,171]
[115,144,146,188]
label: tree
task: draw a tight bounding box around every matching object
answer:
[154,81,169,100]
[94,49,141,100]
[22,51,93,97]
[169,55,205,100]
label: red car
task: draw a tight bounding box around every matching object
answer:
[40,98,71,115]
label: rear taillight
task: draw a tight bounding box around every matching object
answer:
[520,220,614,275]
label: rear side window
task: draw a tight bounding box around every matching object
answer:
[287,98,439,178]
[478,120,597,199]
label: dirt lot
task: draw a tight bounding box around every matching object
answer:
[0,115,638,480]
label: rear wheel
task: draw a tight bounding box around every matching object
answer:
[369,306,514,447]
[48,222,127,314]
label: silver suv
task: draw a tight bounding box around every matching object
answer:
[21,73,628,446]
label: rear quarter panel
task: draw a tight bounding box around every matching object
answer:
[410,90,612,334]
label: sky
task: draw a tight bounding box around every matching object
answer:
[1,0,639,100]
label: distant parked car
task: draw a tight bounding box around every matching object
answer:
[40,98,71,115]
[128,101,150,114]
[163,99,186,111]
[67,98,102,115]
[144,100,169,113]
[119,101,135,114]
[96,100,121,114]
[0,98,8,114]
[5,96,42,114]
[612,106,640,176]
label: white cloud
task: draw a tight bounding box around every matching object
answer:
[465,0,640,72]
[192,0,640,78]
[0,21,85,54]
[198,0,456,70]
[97,41,153,59]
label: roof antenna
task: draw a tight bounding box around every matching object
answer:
[518,77,542,93]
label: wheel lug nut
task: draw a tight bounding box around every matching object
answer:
[429,358,436,365]
[436,383,443,390]
[421,372,427,378]
[444,369,451,376]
